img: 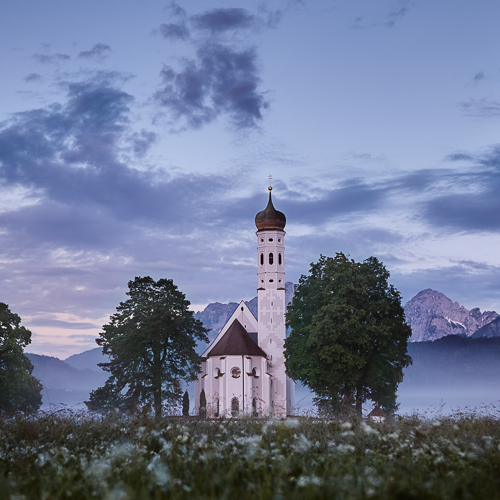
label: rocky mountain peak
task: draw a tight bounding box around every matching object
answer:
[404,289,498,342]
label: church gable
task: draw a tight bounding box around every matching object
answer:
[206,319,267,357]
[202,300,258,357]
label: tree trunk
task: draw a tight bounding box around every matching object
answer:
[153,340,162,419]
[355,383,363,417]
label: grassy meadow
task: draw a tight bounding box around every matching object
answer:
[1,408,500,499]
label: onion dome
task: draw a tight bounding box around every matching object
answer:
[255,187,286,231]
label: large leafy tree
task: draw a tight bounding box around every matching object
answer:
[284,253,412,416]
[0,303,43,413]
[86,277,208,418]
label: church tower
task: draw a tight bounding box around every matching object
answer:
[255,186,293,416]
[195,184,294,417]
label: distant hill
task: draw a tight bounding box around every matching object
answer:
[472,316,500,339]
[26,353,108,409]
[65,347,108,372]
[403,289,499,342]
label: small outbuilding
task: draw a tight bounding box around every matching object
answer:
[368,404,387,423]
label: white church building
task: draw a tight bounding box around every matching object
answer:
[194,187,295,417]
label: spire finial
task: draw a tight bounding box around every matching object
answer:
[268,174,272,191]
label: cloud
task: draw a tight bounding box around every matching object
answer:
[154,5,284,130]
[154,43,268,129]
[24,73,42,83]
[474,71,485,83]
[191,8,256,33]
[78,43,111,60]
[384,1,412,27]
[28,318,98,329]
[460,98,500,118]
[33,53,70,64]
[420,146,500,231]
[159,22,190,41]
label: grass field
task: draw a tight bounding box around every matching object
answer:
[1,408,500,499]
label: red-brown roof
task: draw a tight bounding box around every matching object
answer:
[206,319,267,357]
[368,405,387,417]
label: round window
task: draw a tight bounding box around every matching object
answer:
[231,367,241,378]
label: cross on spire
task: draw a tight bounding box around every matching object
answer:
[268,174,272,190]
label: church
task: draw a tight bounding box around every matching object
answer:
[194,186,295,417]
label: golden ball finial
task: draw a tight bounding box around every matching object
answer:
[268,186,272,191]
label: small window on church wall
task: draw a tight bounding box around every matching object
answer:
[231,367,241,378]
[269,238,273,242]
[271,301,273,306]
[252,367,260,378]
[241,307,244,311]
[261,280,264,283]
[269,279,274,283]
[278,253,282,265]
[261,238,264,242]
[260,253,264,265]
[278,239,281,242]
[269,253,274,265]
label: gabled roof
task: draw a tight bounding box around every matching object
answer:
[368,404,387,417]
[202,300,258,357]
[206,319,267,357]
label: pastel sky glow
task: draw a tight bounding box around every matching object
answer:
[2,0,500,357]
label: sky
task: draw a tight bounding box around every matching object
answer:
[2,0,500,358]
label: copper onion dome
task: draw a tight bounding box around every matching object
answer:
[255,187,286,230]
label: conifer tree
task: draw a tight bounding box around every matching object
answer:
[182,390,190,417]
[199,388,206,418]
[86,277,208,418]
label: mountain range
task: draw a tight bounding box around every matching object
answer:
[403,289,499,341]
[25,286,500,410]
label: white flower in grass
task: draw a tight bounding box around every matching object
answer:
[297,475,322,487]
[147,455,170,486]
[341,430,355,438]
[281,418,299,428]
[337,443,356,454]
[341,422,353,430]
[361,423,379,436]
[295,434,311,453]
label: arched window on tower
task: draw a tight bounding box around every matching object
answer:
[269,253,274,265]
[260,253,264,265]
[278,253,282,265]
[231,397,239,416]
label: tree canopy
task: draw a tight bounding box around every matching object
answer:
[0,302,43,413]
[86,277,208,418]
[284,253,412,416]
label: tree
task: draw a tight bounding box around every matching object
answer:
[284,253,412,417]
[199,389,206,418]
[182,390,189,417]
[86,277,208,418]
[0,303,43,413]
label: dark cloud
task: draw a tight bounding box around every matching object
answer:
[421,146,500,231]
[384,1,412,27]
[191,8,256,33]
[33,53,70,64]
[159,22,190,41]
[153,4,289,131]
[474,71,485,83]
[154,44,268,129]
[460,98,500,118]
[24,73,42,83]
[78,43,111,60]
